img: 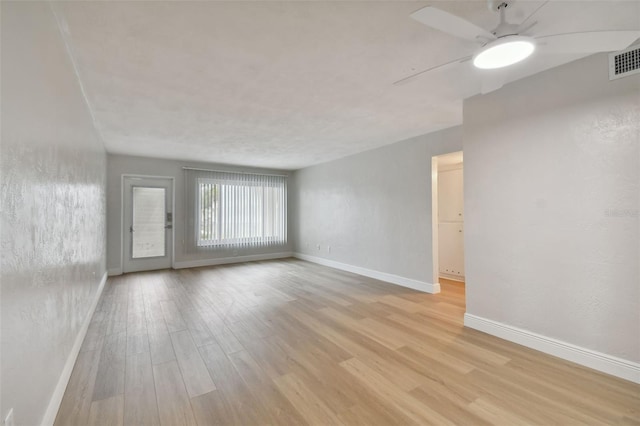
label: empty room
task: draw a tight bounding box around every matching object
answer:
[1,1,639,425]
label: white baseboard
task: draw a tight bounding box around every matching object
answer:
[439,273,465,283]
[294,253,440,294]
[41,271,108,426]
[107,267,122,276]
[464,313,640,384]
[173,251,293,269]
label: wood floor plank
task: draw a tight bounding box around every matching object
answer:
[271,336,359,413]
[467,397,534,425]
[88,394,124,426]
[124,351,160,426]
[466,367,615,424]
[170,330,216,398]
[182,311,217,347]
[104,303,127,336]
[378,294,425,313]
[198,342,264,425]
[385,312,460,343]
[152,361,197,426]
[126,333,150,356]
[319,307,406,350]
[409,386,492,426]
[340,357,457,426]
[337,404,405,426]
[92,331,127,402]
[127,308,147,336]
[149,331,176,365]
[160,300,187,333]
[274,373,344,425]
[242,337,292,380]
[81,319,106,353]
[197,341,245,390]
[228,349,308,426]
[405,340,476,374]
[57,260,640,426]
[189,390,233,426]
[205,320,244,354]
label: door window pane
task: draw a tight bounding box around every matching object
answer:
[132,187,166,258]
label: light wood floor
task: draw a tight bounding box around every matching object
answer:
[56,259,640,426]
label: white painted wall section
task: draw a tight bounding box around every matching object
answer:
[1,3,107,424]
[291,126,463,292]
[463,53,640,372]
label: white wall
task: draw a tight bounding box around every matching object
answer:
[106,154,293,272]
[291,127,462,289]
[0,3,107,425]
[464,53,639,364]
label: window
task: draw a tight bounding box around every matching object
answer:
[132,186,166,258]
[192,171,286,248]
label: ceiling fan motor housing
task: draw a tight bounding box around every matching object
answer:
[490,1,520,39]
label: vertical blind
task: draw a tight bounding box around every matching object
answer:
[184,168,287,249]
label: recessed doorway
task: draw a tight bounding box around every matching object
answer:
[432,151,465,294]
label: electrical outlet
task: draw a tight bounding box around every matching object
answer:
[4,409,14,426]
[316,244,321,250]
[327,246,331,253]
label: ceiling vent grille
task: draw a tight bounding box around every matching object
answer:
[609,45,640,80]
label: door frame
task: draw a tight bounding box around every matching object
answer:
[121,174,175,273]
[431,157,440,288]
[431,151,465,287]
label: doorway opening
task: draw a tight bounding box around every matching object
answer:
[122,175,174,273]
[432,151,465,302]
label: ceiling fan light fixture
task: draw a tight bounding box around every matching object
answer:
[473,36,536,69]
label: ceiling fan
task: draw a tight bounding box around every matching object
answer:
[395,0,640,92]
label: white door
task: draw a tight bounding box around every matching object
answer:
[123,177,173,273]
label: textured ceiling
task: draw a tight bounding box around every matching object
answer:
[54,1,640,170]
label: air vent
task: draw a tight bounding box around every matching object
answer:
[609,45,640,80]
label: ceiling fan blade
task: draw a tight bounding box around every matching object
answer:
[410,6,496,43]
[516,0,549,34]
[536,30,640,54]
[393,56,471,86]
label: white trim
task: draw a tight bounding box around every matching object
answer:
[173,252,293,269]
[439,273,465,282]
[41,271,108,426]
[120,174,124,274]
[464,313,640,384]
[294,253,440,294]
[438,163,464,172]
[107,267,122,276]
[431,156,439,287]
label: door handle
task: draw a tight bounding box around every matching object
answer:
[130,226,134,233]
[165,224,173,229]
